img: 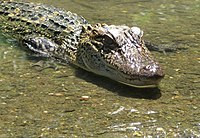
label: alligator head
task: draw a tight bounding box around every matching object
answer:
[78,23,165,88]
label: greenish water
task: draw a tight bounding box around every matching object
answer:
[0,0,200,137]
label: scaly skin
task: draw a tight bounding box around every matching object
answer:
[0,1,165,88]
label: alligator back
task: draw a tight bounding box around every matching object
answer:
[0,1,87,43]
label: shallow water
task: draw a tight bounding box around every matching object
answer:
[0,0,200,137]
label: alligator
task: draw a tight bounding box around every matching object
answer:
[0,1,165,88]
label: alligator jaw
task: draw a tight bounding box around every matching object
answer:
[117,72,164,88]
[118,81,159,88]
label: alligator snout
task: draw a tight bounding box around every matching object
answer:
[142,63,165,79]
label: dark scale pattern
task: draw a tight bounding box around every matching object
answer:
[0,1,88,43]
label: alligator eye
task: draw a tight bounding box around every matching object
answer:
[103,35,117,49]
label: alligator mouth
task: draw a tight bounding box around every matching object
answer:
[88,59,165,88]
[117,78,163,88]
[116,71,164,88]
[80,58,164,88]
[118,78,162,88]
[118,81,159,88]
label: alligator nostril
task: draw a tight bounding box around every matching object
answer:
[143,64,157,73]
[142,64,165,79]
[144,65,151,70]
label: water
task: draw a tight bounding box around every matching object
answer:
[0,0,200,137]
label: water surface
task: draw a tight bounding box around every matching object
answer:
[0,0,200,137]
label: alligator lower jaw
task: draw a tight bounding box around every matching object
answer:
[79,62,162,88]
[118,81,159,88]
